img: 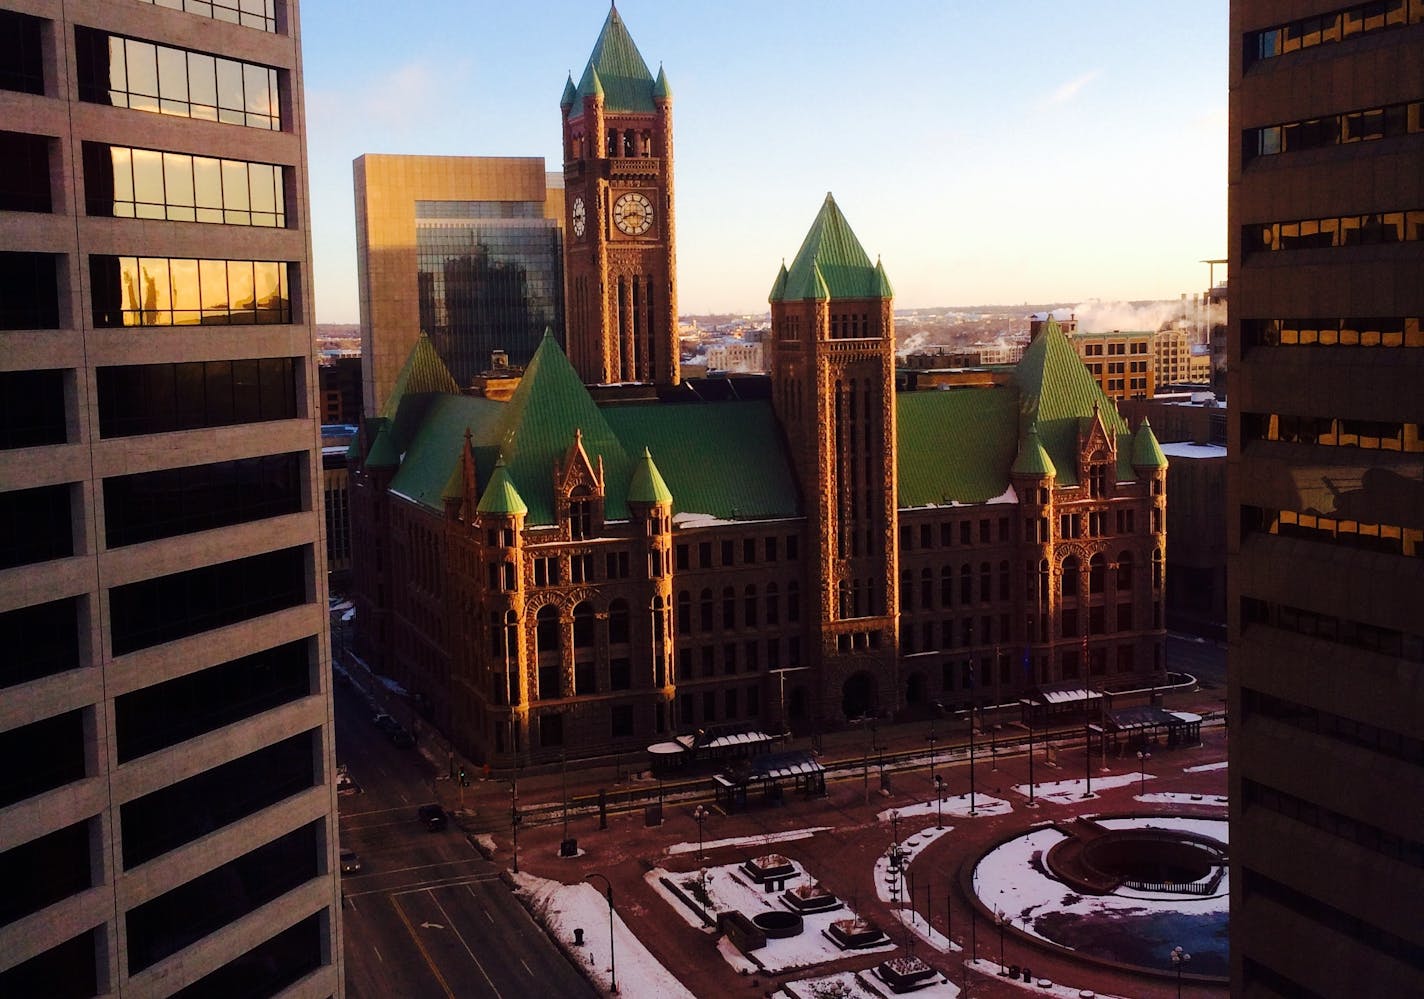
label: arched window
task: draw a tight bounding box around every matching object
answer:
[536,605,560,661]
[744,585,758,627]
[942,566,954,607]
[1117,551,1134,589]
[1152,548,1164,590]
[1038,559,1050,605]
[569,485,593,540]
[900,570,913,612]
[573,601,595,648]
[1061,556,1080,600]
[608,599,629,645]
[960,564,972,603]
[722,586,736,629]
[787,581,800,622]
[979,562,992,603]
[999,560,1010,601]
[766,583,780,625]
[1089,554,1106,594]
[699,588,713,631]
[921,569,934,609]
[676,591,691,635]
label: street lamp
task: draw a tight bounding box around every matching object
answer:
[588,873,617,994]
[693,804,708,861]
[510,775,521,874]
[1137,748,1152,794]
[933,774,944,829]
[926,713,938,785]
[1171,945,1191,999]
[995,908,1008,975]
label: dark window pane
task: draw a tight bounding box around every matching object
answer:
[96,358,299,437]
[0,252,60,329]
[0,368,65,449]
[0,819,92,927]
[115,639,312,762]
[0,11,45,95]
[0,927,99,999]
[0,597,81,689]
[169,914,321,999]
[0,484,73,568]
[0,131,51,211]
[0,710,86,808]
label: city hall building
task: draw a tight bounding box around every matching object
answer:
[348,7,1169,768]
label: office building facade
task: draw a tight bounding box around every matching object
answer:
[1227,1,1424,993]
[354,155,565,414]
[1072,329,1155,401]
[0,1,342,994]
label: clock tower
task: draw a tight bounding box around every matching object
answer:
[560,5,679,386]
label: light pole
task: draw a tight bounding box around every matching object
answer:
[510,774,521,874]
[995,908,1008,974]
[1171,945,1191,999]
[967,704,978,816]
[1083,716,1093,798]
[933,774,944,829]
[927,712,938,785]
[588,873,617,994]
[1027,706,1036,806]
[693,804,708,861]
[1137,748,1151,794]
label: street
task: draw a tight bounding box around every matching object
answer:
[334,684,595,999]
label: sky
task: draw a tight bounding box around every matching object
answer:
[300,1,1228,324]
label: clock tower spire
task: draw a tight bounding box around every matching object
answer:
[561,7,679,386]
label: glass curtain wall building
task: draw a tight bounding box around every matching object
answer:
[0,1,343,994]
[416,199,564,387]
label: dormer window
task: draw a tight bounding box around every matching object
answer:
[1088,463,1108,498]
[569,485,594,540]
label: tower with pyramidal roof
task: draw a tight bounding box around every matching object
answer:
[560,4,679,386]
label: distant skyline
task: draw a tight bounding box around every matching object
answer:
[302,1,1227,324]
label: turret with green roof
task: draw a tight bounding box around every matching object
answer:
[1131,418,1169,471]
[1011,424,1057,479]
[627,447,673,507]
[771,193,890,303]
[567,5,657,115]
[476,457,529,517]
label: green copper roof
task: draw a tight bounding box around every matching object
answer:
[653,64,671,100]
[571,6,655,114]
[495,332,634,525]
[768,261,788,302]
[1011,424,1057,478]
[627,447,673,505]
[602,400,800,520]
[873,258,894,298]
[560,73,577,109]
[477,457,529,516]
[897,388,1020,505]
[386,395,504,506]
[1131,418,1169,469]
[773,193,889,302]
[380,332,459,420]
[1010,318,1128,485]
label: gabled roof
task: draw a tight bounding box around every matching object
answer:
[1010,318,1128,485]
[570,6,656,115]
[773,193,889,302]
[386,395,503,506]
[897,388,1020,505]
[627,447,673,505]
[495,332,634,524]
[477,457,529,516]
[1131,418,1169,469]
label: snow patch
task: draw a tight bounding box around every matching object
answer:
[667,826,830,856]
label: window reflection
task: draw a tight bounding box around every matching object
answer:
[90,255,291,327]
[84,142,285,228]
[1248,0,1422,64]
[1244,210,1424,253]
[76,28,280,131]
[1244,317,1423,349]
[132,0,278,34]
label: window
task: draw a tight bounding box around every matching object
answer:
[104,453,301,548]
[610,657,631,690]
[1,597,80,690]
[570,553,593,582]
[1061,556,1079,600]
[765,537,778,561]
[0,12,44,95]
[0,929,99,999]
[0,252,60,329]
[1117,552,1134,589]
[568,487,593,540]
[1245,317,1424,350]
[1246,209,1424,255]
[1247,1,1421,65]
[572,602,595,649]
[723,643,737,674]
[90,255,291,327]
[1089,554,1105,593]
[722,587,735,629]
[0,483,73,569]
[604,551,630,578]
[611,704,634,738]
[534,557,560,587]
[608,600,629,644]
[133,0,279,33]
[698,541,712,567]
[675,544,689,570]
[743,585,758,627]
[724,688,738,719]
[108,546,307,655]
[721,540,734,565]
[0,819,93,930]
[75,28,280,130]
[787,581,800,622]
[766,583,780,625]
[84,143,285,227]
[0,132,52,212]
[676,592,691,635]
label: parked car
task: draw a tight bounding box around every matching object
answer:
[418,804,447,831]
[339,848,362,873]
[372,712,400,733]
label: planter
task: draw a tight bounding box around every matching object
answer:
[877,956,937,992]
[744,853,796,883]
[826,917,884,949]
[783,881,841,913]
[752,910,804,939]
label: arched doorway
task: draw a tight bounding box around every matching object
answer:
[842,672,876,720]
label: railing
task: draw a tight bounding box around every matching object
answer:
[608,158,660,177]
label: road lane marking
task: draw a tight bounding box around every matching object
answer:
[373,946,383,964]
[343,859,490,881]
[521,959,533,976]
[428,889,502,998]
[391,895,456,999]
[341,804,422,818]
[345,873,501,901]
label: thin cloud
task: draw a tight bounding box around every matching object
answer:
[1044,69,1102,107]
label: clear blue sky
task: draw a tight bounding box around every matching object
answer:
[301,1,1227,323]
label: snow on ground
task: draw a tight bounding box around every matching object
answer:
[1009,772,1144,804]
[1136,792,1227,807]
[667,826,831,856]
[648,861,894,974]
[873,825,952,903]
[782,967,961,999]
[971,818,1229,950]
[1184,761,1229,773]
[963,958,1131,999]
[512,871,694,999]
[879,793,1012,821]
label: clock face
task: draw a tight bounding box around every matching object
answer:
[571,197,586,238]
[613,192,654,236]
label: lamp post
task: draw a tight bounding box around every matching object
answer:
[510,773,521,874]
[588,873,617,994]
[995,908,1008,974]
[1137,748,1151,794]
[968,704,978,816]
[693,804,708,861]
[1083,716,1093,798]
[1027,704,1036,806]
[927,713,938,785]
[933,774,944,829]
[1171,945,1191,998]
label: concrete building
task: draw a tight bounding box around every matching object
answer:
[1070,329,1154,401]
[0,1,342,994]
[1154,327,1198,387]
[346,9,1169,770]
[354,155,566,415]
[1228,1,1424,993]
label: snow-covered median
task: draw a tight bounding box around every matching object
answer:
[512,871,694,999]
